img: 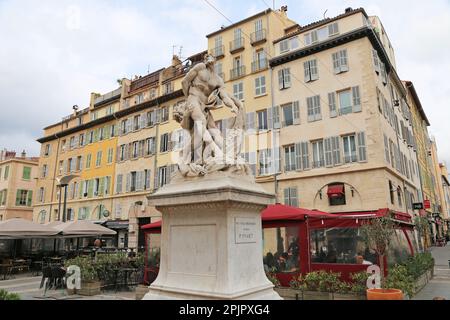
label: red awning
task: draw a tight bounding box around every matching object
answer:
[327,184,344,198]
[261,204,333,222]
[141,220,162,230]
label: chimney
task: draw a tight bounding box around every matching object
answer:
[281,5,288,12]
[345,7,353,13]
[21,150,26,158]
[172,55,182,67]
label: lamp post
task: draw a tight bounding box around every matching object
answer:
[56,175,79,222]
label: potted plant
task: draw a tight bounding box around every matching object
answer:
[361,216,404,300]
[65,256,101,296]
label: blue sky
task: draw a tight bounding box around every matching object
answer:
[0,0,449,166]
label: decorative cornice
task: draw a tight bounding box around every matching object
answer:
[155,200,267,213]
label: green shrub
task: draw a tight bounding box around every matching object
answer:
[294,270,345,293]
[0,289,21,300]
[385,264,414,298]
[404,252,434,279]
[349,271,370,294]
[266,272,281,287]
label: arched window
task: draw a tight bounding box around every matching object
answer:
[38,210,47,224]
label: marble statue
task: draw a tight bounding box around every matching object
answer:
[174,54,250,177]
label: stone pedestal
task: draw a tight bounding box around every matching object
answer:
[142,172,280,300]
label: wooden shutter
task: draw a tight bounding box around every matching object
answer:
[352,86,362,112]
[26,191,33,206]
[314,95,322,121]
[274,147,281,173]
[290,187,298,207]
[303,61,310,82]
[332,52,340,74]
[284,68,291,88]
[307,97,314,122]
[125,173,131,193]
[154,169,159,190]
[293,101,300,125]
[99,177,105,196]
[283,188,289,205]
[332,136,342,165]
[340,50,348,72]
[295,143,302,171]
[357,132,367,162]
[324,138,333,167]
[372,49,380,73]
[311,30,318,43]
[310,60,318,81]
[278,70,284,90]
[273,106,281,129]
[301,142,310,170]
[328,92,337,118]
[267,107,273,129]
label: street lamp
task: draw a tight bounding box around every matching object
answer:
[56,175,79,222]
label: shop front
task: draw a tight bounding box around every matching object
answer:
[141,205,419,287]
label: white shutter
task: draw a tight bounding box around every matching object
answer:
[328,92,337,118]
[352,86,362,112]
[301,142,310,170]
[293,101,300,125]
[324,138,333,167]
[284,68,291,88]
[340,50,348,72]
[267,107,273,130]
[332,136,342,165]
[303,61,311,82]
[273,106,281,129]
[357,132,367,162]
[307,97,314,122]
[295,143,302,171]
[332,52,340,74]
[125,173,131,193]
[310,60,318,81]
[283,188,290,205]
[154,169,159,190]
[278,70,284,90]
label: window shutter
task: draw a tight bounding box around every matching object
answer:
[303,61,310,82]
[332,52,340,74]
[87,180,93,198]
[278,70,284,90]
[310,60,318,81]
[283,188,289,205]
[125,173,131,193]
[301,142,310,170]
[99,177,105,196]
[357,132,367,162]
[274,147,281,173]
[290,187,298,207]
[154,170,159,190]
[63,160,67,174]
[27,191,33,207]
[293,101,300,125]
[313,95,322,121]
[352,86,362,112]
[340,50,348,72]
[328,92,337,118]
[146,170,152,190]
[324,138,333,167]
[273,106,281,129]
[284,68,291,88]
[140,114,146,129]
[332,136,342,165]
[295,143,302,171]
[15,190,21,206]
[246,112,255,131]
[311,30,318,43]
[372,49,380,73]
[267,107,273,129]
[306,97,314,122]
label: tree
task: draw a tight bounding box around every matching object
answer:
[361,216,396,287]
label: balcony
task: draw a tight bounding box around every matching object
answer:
[230,66,246,80]
[251,29,267,46]
[251,59,268,73]
[229,37,245,54]
[210,45,225,59]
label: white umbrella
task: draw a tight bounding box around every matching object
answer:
[0,218,59,239]
[54,220,116,236]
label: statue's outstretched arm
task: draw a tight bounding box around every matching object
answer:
[182,63,205,97]
[218,87,242,114]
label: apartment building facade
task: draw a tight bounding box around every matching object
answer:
[0,151,39,221]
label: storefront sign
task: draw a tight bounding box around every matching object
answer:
[413,202,424,210]
[235,217,257,244]
[424,200,431,209]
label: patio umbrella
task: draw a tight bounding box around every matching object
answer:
[54,220,117,236]
[0,218,59,239]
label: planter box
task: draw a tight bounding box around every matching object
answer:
[303,291,333,300]
[135,284,149,300]
[78,281,101,296]
[413,267,434,296]
[332,293,366,300]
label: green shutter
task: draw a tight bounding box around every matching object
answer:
[105,125,111,139]
[27,191,33,206]
[94,129,99,142]
[79,181,84,198]
[23,167,31,180]
[87,180,94,198]
[99,177,105,196]
[16,190,21,206]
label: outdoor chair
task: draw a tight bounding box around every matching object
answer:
[40,266,53,290]
[51,266,66,289]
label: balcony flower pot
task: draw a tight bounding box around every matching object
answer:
[366,288,403,300]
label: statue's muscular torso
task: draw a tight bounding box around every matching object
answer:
[188,63,224,104]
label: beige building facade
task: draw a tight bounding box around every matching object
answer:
[0,150,39,221]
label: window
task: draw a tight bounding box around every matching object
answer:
[67,208,74,221]
[389,180,395,205]
[279,39,289,53]
[283,187,298,207]
[104,176,111,195]
[82,180,88,198]
[107,148,113,164]
[164,82,173,95]
[90,111,98,121]
[253,50,266,72]
[332,49,348,74]
[0,190,6,206]
[282,103,293,127]
[259,149,272,175]
[254,76,266,96]
[278,68,291,90]
[93,178,100,196]
[134,115,141,131]
[16,189,32,207]
[86,154,92,169]
[146,137,156,156]
[343,135,357,163]
[78,207,89,220]
[106,105,114,115]
[312,140,325,168]
[397,187,403,207]
[76,156,83,171]
[307,95,322,122]
[132,141,139,158]
[79,134,85,147]
[257,109,268,131]
[150,88,157,99]
[328,183,346,206]
[328,22,339,36]
[387,230,413,267]
[38,187,45,203]
[284,145,296,172]
[69,136,75,149]
[339,90,352,115]
[99,127,105,141]
[110,124,116,138]
[61,139,67,152]
[233,82,244,100]
[3,166,9,179]
[304,59,318,82]
[160,133,169,153]
[214,62,223,77]
[160,107,169,122]
[158,167,168,188]
[310,228,377,264]
[42,164,48,178]
[96,151,102,167]
[22,166,31,180]
[263,226,300,273]
[116,174,123,194]
[121,119,127,135]
[44,144,51,156]
[357,132,367,162]
[58,161,63,175]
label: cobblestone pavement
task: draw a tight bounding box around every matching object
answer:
[413,244,450,300]
[0,275,136,300]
